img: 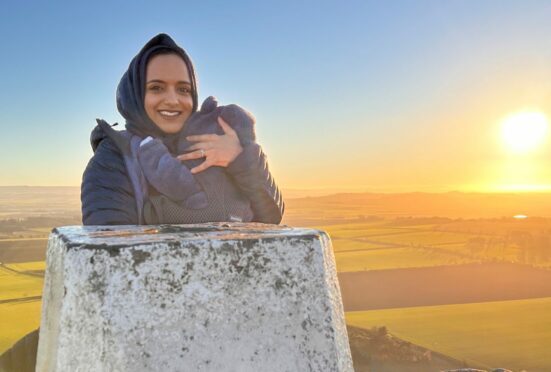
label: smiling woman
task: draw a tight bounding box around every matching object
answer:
[81,33,284,225]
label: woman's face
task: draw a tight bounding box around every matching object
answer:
[144,53,193,134]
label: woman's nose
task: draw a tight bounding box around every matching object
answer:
[164,88,179,104]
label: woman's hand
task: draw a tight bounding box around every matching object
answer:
[177,116,243,174]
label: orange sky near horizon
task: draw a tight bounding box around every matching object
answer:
[270,66,551,193]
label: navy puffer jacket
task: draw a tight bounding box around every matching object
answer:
[82,132,139,225]
[81,34,284,225]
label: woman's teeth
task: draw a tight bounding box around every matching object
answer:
[159,110,180,117]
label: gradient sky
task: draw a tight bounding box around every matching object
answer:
[1,0,550,192]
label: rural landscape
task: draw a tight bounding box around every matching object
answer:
[1,186,551,371]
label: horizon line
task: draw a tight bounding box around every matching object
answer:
[3,185,551,195]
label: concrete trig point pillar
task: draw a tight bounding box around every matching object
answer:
[37,223,353,372]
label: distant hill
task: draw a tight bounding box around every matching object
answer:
[0,186,80,219]
[3,186,551,222]
[283,191,551,225]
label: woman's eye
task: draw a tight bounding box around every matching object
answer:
[148,85,162,92]
[178,87,191,94]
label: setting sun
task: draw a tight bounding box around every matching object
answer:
[500,111,549,153]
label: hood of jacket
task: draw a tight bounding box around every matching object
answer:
[116,33,198,144]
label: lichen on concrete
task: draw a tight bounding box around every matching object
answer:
[36,223,353,372]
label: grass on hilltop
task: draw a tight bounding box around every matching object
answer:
[0,264,44,301]
[319,222,479,271]
[0,261,44,354]
[0,301,42,355]
[334,247,472,271]
[346,297,551,372]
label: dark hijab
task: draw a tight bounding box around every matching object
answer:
[116,33,198,150]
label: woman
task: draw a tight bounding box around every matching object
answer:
[81,34,284,225]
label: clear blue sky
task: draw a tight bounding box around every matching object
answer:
[1,1,550,191]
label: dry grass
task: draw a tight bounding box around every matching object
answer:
[346,297,551,371]
[0,301,41,355]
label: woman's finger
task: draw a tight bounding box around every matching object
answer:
[218,117,237,135]
[186,134,217,142]
[177,149,207,161]
[191,159,213,174]
[187,143,210,151]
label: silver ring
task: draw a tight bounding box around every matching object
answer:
[200,149,206,158]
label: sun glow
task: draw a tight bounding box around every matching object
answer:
[501,111,549,153]
[494,184,551,192]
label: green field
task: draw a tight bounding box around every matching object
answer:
[346,297,551,371]
[367,230,471,246]
[334,247,473,271]
[0,263,44,301]
[0,301,42,354]
[322,223,473,249]
[318,222,479,271]
[314,220,546,272]
[4,261,45,273]
[0,262,44,354]
[331,238,392,252]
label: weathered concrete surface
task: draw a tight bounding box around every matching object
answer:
[36,223,353,372]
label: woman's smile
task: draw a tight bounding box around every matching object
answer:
[159,110,182,117]
[157,109,184,122]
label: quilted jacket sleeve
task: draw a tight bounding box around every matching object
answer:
[137,138,208,209]
[81,137,139,225]
[226,143,284,224]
